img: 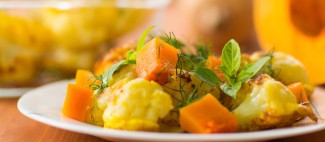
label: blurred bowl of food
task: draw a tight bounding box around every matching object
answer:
[0,0,169,92]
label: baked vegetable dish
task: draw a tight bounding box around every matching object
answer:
[62,27,318,133]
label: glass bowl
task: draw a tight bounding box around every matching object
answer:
[0,0,169,89]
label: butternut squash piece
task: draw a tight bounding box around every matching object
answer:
[62,84,93,122]
[136,38,179,84]
[288,82,309,103]
[205,56,225,81]
[180,94,238,133]
[75,69,95,88]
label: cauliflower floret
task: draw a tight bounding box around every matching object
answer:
[251,52,314,97]
[233,74,314,131]
[271,52,314,96]
[103,78,173,131]
[86,64,137,126]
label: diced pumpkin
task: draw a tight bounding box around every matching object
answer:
[205,56,226,81]
[180,94,238,133]
[288,82,309,103]
[136,37,179,84]
[75,69,95,88]
[62,84,93,122]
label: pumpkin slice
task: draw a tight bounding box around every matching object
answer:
[136,37,179,84]
[180,94,238,133]
[254,0,325,84]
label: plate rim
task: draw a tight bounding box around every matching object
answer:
[17,80,325,142]
[0,87,31,98]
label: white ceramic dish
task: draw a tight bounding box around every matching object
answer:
[0,87,31,98]
[17,80,325,142]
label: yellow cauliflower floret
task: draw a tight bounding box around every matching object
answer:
[233,74,314,131]
[251,52,314,97]
[86,64,136,126]
[271,52,314,96]
[103,78,173,131]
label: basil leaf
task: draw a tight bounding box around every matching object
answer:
[218,39,241,79]
[191,67,218,85]
[127,50,136,64]
[220,81,242,99]
[102,60,128,84]
[137,26,155,52]
[237,56,271,82]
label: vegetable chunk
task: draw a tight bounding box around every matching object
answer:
[288,82,309,103]
[62,84,93,122]
[136,38,179,84]
[233,74,313,131]
[180,94,238,133]
[205,56,225,81]
[103,78,173,131]
[75,69,95,88]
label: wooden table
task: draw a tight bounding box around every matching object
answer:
[1,98,325,142]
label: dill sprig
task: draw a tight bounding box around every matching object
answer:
[160,32,185,50]
[88,75,107,96]
[194,42,211,60]
[86,74,107,124]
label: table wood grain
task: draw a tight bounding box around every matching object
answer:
[0,97,325,142]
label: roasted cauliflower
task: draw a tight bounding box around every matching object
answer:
[251,52,314,97]
[103,78,173,131]
[233,74,315,131]
[86,64,137,126]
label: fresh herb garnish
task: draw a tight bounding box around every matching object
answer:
[190,67,218,86]
[220,82,242,99]
[102,60,129,84]
[265,48,275,78]
[160,32,185,50]
[218,39,241,82]
[126,50,136,64]
[195,42,211,60]
[236,56,271,82]
[218,39,270,98]
[178,85,199,107]
[169,37,218,107]
[137,26,155,52]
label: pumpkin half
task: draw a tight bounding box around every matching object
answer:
[254,0,325,85]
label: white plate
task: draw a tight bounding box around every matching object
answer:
[0,87,31,98]
[17,80,325,142]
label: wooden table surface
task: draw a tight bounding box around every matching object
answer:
[1,97,325,142]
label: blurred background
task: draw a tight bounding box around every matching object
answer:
[1,0,324,89]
